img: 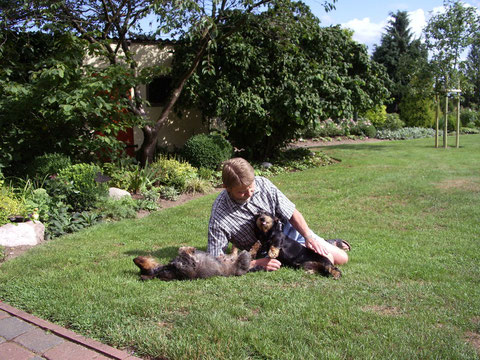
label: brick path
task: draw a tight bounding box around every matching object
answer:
[0,301,142,360]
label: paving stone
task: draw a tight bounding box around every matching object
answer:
[0,310,11,320]
[0,317,34,340]
[0,341,36,360]
[15,328,64,354]
[43,341,111,360]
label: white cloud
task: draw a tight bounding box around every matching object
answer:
[341,17,387,51]
[340,7,443,52]
[407,9,427,39]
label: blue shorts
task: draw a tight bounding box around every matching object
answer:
[282,222,323,245]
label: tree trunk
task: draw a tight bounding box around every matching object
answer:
[139,35,211,166]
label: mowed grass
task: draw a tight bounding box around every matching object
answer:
[1,135,479,360]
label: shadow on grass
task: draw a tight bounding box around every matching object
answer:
[124,245,209,260]
[124,246,179,259]
[315,143,388,151]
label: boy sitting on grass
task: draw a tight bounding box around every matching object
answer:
[207,157,349,271]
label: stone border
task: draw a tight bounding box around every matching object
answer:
[0,301,141,360]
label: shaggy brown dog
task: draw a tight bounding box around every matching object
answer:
[254,211,342,279]
[133,246,252,281]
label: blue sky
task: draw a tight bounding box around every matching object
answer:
[303,0,480,52]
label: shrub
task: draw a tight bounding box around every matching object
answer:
[361,105,387,128]
[25,188,51,222]
[160,186,180,201]
[376,127,441,140]
[103,161,158,193]
[382,113,405,130]
[399,96,435,128]
[0,187,27,226]
[27,153,72,179]
[347,118,377,138]
[182,133,233,170]
[184,177,213,194]
[460,108,480,127]
[461,127,480,134]
[150,156,198,192]
[94,196,137,221]
[56,163,108,210]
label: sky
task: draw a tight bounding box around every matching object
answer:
[303,0,480,53]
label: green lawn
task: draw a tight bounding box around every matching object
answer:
[1,135,479,360]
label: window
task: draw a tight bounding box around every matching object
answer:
[146,76,172,106]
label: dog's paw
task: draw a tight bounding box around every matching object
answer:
[235,250,252,274]
[268,246,280,259]
[178,246,196,255]
[329,266,342,280]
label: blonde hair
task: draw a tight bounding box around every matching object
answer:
[222,158,255,188]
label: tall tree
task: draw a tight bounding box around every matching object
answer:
[1,0,338,165]
[176,2,390,158]
[372,10,427,113]
[424,0,479,146]
[463,35,480,108]
[425,0,479,94]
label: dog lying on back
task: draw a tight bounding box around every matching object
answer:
[254,211,342,279]
[133,246,252,281]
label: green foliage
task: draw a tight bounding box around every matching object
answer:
[460,108,480,127]
[150,156,198,192]
[56,163,108,210]
[182,133,233,170]
[373,11,429,113]
[360,105,387,128]
[399,94,435,128]
[376,127,441,140]
[463,38,480,108]
[103,161,159,193]
[460,127,480,134]
[253,148,336,177]
[0,31,142,176]
[27,153,72,179]
[184,177,213,194]
[46,202,95,238]
[24,188,51,222]
[94,197,137,221]
[177,3,389,158]
[299,118,376,139]
[0,187,27,226]
[159,186,180,201]
[425,0,480,91]
[382,113,405,130]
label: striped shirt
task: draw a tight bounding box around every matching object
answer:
[207,176,296,256]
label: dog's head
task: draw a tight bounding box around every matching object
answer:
[255,211,283,236]
[255,211,276,234]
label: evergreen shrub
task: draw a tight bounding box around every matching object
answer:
[460,108,480,127]
[56,163,108,210]
[27,153,72,179]
[182,134,233,170]
[382,114,405,130]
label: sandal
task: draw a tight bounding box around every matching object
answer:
[326,239,351,251]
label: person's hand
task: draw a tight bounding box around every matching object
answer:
[306,236,330,257]
[251,257,282,271]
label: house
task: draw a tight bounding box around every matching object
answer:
[84,40,208,155]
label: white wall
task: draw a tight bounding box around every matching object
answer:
[85,42,207,151]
